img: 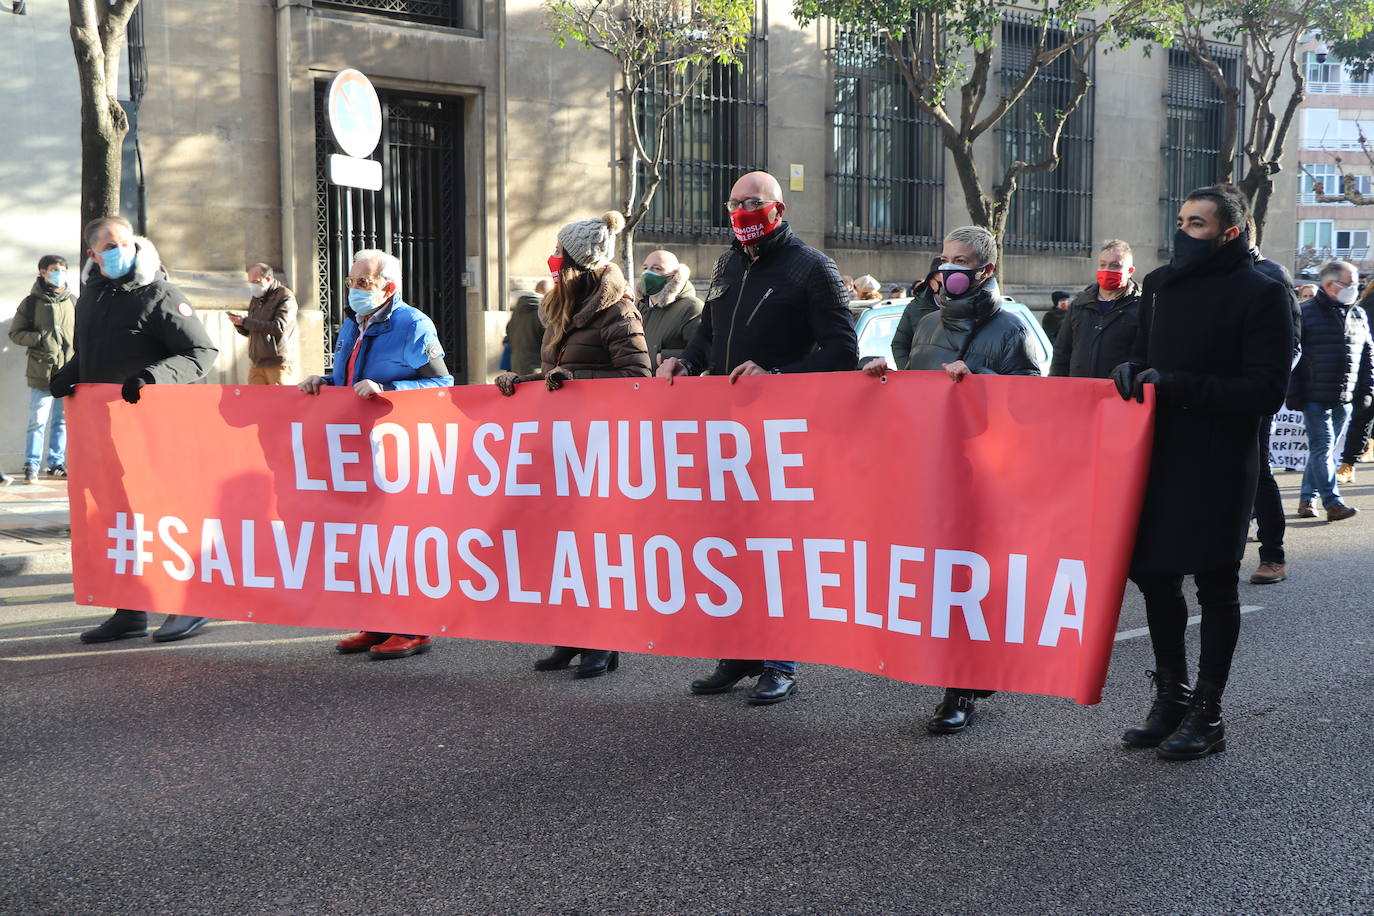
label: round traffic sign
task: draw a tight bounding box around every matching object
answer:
[326,69,382,159]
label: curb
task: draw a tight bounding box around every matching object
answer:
[0,547,74,579]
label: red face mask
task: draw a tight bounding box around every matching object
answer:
[1097,269,1129,291]
[548,255,563,280]
[730,203,782,245]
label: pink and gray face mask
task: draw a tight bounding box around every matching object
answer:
[937,263,989,297]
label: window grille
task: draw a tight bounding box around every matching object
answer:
[827,25,943,247]
[998,13,1095,251]
[314,84,466,375]
[316,0,461,29]
[636,2,768,240]
[1161,46,1242,246]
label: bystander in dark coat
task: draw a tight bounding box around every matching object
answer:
[1049,280,1142,379]
[506,290,546,376]
[635,264,702,369]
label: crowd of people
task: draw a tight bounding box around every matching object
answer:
[29,169,1370,760]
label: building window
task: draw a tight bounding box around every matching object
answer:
[315,0,461,29]
[828,26,942,247]
[998,14,1094,250]
[314,84,467,374]
[1305,52,1374,95]
[1302,108,1371,151]
[1162,46,1240,247]
[1299,219,1334,254]
[1301,163,1373,203]
[1336,229,1371,259]
[637,2,767,239]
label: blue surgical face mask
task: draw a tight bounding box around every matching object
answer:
[349,287,384,317]
[45,269,66,288]
[98,244,135,279]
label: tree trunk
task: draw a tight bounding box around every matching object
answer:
[68,0,139,249]
[1251,175,1274,248]
[79,98,129,233]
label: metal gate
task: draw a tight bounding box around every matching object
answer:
[315,85,465,375]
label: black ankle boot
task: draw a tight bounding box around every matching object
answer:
[925,687,995,735]
[1157,680,1226,761]
[689,659,764,694]
[1122,669,1194,748]
[573,650,619,679]
[80,609,149,644]
[534,646,582,671]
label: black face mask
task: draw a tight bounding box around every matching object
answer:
[1171,228,1224,270]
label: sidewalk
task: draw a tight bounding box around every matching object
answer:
[0,475,72,577]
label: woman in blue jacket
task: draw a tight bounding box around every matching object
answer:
[299,249,453,660]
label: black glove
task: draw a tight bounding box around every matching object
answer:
[494,372,520,397]
[545,367,573,392]
[1131,368,1162,404]
[1109,362,1143,401]
[49,376,75,399]
[121,376,147,404]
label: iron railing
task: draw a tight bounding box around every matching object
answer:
[315,0,461,28]
[1160,45,1242,247]
[636,2,767,240]
[827,25,942,248]
[998,13,1094,251]
[1299,169,1373,204]
[314,83,466,375]
[1308,81,1374,96]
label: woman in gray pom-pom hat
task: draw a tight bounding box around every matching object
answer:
[494,210,651,679]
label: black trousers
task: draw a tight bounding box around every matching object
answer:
[1131,563,1242,690]
[1253,415,1285,565]
[1340,399,1374,465]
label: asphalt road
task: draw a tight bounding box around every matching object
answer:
[2,470,1371,915]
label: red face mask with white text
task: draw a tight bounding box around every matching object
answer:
[730,203,782,245]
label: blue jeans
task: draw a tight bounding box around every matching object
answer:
[24,387,65,469]
[1301,401,1352,507]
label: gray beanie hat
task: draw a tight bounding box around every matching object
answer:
[557,210,625,271]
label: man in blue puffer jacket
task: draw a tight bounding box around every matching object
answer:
[1288,259,1373,522]
[299,248,453,659]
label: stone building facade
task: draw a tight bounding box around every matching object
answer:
[1294,37,1374,281]
[2,0,1301,464]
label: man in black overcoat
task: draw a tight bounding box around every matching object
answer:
[1109,186,1292,761]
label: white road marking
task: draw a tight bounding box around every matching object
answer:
[0,620,251,644]
[1,632,338,662]
[1115,605,1264,642]
[4,606,1269,656]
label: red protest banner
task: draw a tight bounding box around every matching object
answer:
[67,373,1152,703]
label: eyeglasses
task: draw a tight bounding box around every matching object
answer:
[724,197,777,213]
[346,276,382,290]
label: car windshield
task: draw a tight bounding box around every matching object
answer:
[857,314,902,367]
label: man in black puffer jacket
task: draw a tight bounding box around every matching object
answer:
[1110,186,1292,762]
[1288,258,1373,522]
[659,170,856,707]
[53,216,219,647]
